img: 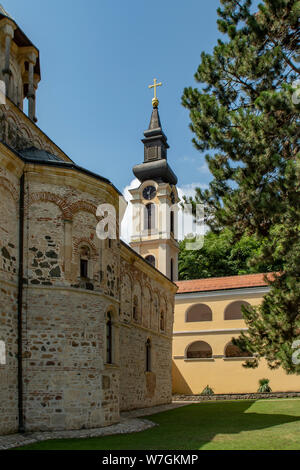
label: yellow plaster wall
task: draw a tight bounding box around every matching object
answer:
[173,291,300,394]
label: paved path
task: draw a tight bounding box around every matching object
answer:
[0,403,186,450]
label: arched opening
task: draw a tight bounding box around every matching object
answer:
[144,203,155,231]
[186,304,213,322]
[186,341,213,359]
[224,301,250,320]
[170,210,174,235]
[133,295,139,322]
[80,245,90,279]
[146,339,151,372]
[160,311,165,332]
[225,342,252,358]
[106,311,113,364]
[145,255,156,267]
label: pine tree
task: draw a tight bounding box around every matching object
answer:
[182,0,300,373]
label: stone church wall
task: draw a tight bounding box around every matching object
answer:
[119,246,176,412]
[0,141,176,435]
[0,159,21,435]
[20,168,121,431]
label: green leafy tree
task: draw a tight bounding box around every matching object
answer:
[182,0,300,373]
[179,229,283,280]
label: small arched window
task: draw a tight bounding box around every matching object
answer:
[145,255,156,268]
[80,246,90,279]
[186,304,213,322]
[224,301,250,320]
[144,203,155,231]
[186,341,213,359]
[0,341,6,365]
[146,339,151,372]
[160,311,165,332]
[106,312,113,364]
[170,210,174,235]
[225,342,252,358]
[133,295,139,322]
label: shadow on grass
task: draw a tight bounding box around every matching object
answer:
[16,400,300,450]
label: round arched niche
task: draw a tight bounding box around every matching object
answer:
[186,304,213,322]
[224,301,250,320]
[186,341,213,359]
[224,342,252,358]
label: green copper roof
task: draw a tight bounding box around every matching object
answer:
[0,4,13,20]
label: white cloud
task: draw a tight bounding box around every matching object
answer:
[197,162,210,173]
[177,182,208,201]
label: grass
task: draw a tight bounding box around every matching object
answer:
[16,399,300,450]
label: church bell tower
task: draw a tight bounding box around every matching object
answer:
[130,79,179,281]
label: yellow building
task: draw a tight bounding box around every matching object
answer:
[173,273,300,395]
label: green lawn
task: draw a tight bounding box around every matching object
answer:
[17,399,300,450]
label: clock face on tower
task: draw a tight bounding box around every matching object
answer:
[143,185,156,200]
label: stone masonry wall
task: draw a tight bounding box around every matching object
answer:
[20,170,121,431]
[0,145,176,435]
[0,164,20,435]
[119,252,175,411]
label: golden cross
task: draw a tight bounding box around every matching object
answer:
[149,78,162,99]
[148,78,162,107]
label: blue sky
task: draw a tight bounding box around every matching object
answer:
[7,0,223,195]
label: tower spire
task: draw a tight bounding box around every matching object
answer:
[132,79,177,185]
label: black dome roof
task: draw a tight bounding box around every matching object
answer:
[19,147,64,163]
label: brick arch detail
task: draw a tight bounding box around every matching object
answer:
[26,192,72,219]
[70,201,99,219]
[0,176,19,204]
[73,237,97,256]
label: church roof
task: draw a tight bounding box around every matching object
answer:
[133,104,177,185]
[19,147,64,163]
[176,273,274,294]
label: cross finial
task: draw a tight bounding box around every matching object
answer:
[148,78,162,108]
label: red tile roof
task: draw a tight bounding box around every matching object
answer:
[176,273,274,294]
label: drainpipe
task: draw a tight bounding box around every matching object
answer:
[17,173,25,433]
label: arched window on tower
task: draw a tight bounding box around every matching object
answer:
[144,203,155,232]
[146,339,151,372]
[106,312,113,364]
[145,255,156,268]
[170,210,174,235]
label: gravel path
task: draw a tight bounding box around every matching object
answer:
[0,402,187,450]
